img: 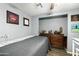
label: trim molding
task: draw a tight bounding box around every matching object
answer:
[66,50,78,55]
[0,35,36,47]
[66,51,72,54]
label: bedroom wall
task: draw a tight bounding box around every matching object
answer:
[39,17,67,36]
[31,16,39,36]
[0,3,34,42]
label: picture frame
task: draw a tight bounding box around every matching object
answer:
[23,17,29,26]
[7,10,19,24]
[71,14,79,21]
[71,23,79,32]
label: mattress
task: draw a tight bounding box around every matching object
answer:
[0,36,48,56]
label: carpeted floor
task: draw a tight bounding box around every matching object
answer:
[47,48,72,56]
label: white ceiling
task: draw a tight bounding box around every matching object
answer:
[10,3,79,17]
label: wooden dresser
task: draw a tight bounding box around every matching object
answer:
[39,33,66,49]
[51,34,64,48]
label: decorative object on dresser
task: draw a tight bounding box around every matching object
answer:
[54,27,63,34]
[39,31,48,37]
[59,27,63,34]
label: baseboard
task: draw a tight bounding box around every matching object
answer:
[0,35,36,47]
[65,49,72,55]
[66,50,78,55]
[66,50,72,54]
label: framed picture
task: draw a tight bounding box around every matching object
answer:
[7,10,19,24]
[23,17,29,26]
[71,14,79,21]
[71,23,79,32]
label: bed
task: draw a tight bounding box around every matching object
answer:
[0,36,48,56]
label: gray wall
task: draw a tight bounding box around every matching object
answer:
[31,16,39,36]
[0,4,34,42]
[39,17,67,36]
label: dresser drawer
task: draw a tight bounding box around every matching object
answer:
[51,34,64,48]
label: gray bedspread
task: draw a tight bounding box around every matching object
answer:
[0,36,48,56]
